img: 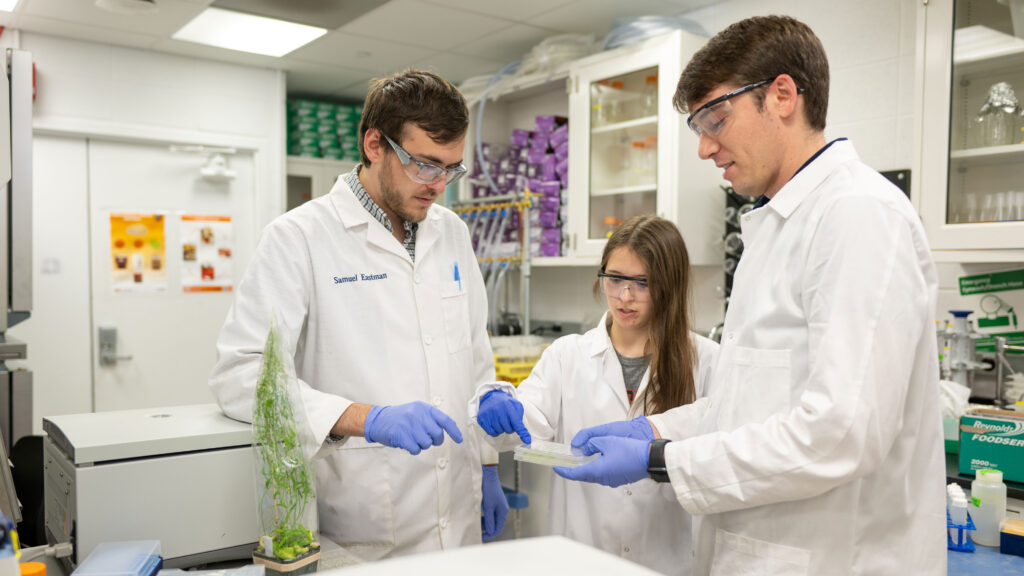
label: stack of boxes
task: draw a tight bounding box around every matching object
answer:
[286,99,363,162]
[469,115,569,258]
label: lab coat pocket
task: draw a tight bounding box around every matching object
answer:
[718,347,791,432]
[317,436,395,549]
[440,281,471,353]
[710,529,810,576]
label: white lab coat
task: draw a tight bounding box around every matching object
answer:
[209,174,498,561]
[469,313,718,575]
[647,140,946,575]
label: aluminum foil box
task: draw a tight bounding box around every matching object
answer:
[958,407,1024,484]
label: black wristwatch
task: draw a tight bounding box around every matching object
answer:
[648,438,671,483]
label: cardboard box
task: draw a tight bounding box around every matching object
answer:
[958,408,1024,484]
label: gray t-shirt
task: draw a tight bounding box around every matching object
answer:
[614,349,649,404]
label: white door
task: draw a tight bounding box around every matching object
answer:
[88,139,255,411]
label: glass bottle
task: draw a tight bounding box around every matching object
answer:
[640,74,658,117]
[608,80,625,123]
[591,79,610,127]
[974,82,1022,148]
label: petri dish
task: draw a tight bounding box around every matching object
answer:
[513,439,598,468]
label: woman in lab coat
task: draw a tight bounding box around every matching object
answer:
[468,215,717,575]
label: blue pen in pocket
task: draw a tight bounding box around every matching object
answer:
[453,261,461,292]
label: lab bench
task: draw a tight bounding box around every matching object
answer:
[946,452,1024,574]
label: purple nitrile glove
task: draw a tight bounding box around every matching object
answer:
[481,465,507,541]
[477,390,532,444]
[570,416,654,452]
[554,436,652,488]
[364,401,463,455]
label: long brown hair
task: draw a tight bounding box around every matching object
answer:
[595,215,696,414]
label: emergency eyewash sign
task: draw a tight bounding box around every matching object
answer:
[959,269,1024,295]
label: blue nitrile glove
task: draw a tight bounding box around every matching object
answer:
[364,401,463,455]
[553,436,652,488]
[477,390,532,444]
[570,416,654,452]
[481,465,507,542]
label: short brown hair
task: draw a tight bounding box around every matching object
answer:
[359,69,469,167]
[593,215,697,414]
[673,15,829,131]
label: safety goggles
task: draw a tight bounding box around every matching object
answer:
[383,133,467,185]
[686,76,803,137]
[598,271,650,301]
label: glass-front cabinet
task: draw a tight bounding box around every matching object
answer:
[920,0,1024,251]
[567,30,722,263]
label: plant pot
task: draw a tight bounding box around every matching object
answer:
[252,545,321,576]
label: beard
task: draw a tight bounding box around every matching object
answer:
[377,154,433,225]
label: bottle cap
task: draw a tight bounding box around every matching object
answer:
[978,469,1004,484]
[632,141,644,148]
[646,75,658,83]
[21,562,46,576]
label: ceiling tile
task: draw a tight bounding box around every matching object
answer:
[24,0,207,37]
[14,15,158,50]
[421,0,577,22]
[284,62,372,99]
[525,0,684,35]
[211,0,388,30]
[450,23,555,62]
[339,0,511,51]
[412,51,504,85]
[290,31,439,76]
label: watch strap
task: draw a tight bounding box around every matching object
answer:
[648,438,671,483]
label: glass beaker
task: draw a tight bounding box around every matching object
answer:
[975,82,1022,147]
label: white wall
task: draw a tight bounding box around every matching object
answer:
[7,33,286,431]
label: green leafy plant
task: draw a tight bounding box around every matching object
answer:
[253,318,318,561]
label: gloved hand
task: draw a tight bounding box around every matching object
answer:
[554,436,652,488]
[570,416,654,453]
[477,390,532,444]
[364,401,463,455]
[480,465,507,542]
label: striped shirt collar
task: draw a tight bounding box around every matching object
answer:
[344,166,418,261]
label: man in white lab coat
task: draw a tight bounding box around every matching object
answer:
[209,69,506,560]
[556,16,947,575]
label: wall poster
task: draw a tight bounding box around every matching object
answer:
[180,214,233,293]
[110,212,167,292]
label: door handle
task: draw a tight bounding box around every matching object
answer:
[98,325,133,366]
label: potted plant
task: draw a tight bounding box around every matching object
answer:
[251,317,320,576]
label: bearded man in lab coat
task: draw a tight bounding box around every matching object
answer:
[209,69,507,560]
[556,16,947,575]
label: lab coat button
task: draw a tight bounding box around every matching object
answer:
[440,518,448,529]
[414,274,421,284]
[424,335,433,345]
[438,457,447,469]
[624,546,630,553]
[433,396,443,406]
[626,490,632,496]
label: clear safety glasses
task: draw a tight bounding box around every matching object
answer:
[383,133,467,185]
[598,271,650,302]
[685,76,804,137]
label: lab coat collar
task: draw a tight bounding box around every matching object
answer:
[588,312,613,358]
[764,138,858,220]
[329,175,442,265]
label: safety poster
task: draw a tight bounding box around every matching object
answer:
[180,214,234,293]
[109,212,168,292]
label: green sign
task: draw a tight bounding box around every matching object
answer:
[974,330,1024,354]
[959,269,1024,296]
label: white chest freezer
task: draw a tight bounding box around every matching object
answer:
[43,404,259,568]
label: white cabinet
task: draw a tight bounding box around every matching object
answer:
[567,30,722,264]
[286,156,356,211]
[919,0,1024,255]
[461,29,721,266]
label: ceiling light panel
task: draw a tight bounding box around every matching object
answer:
[172,7,327,57]
[0,0,20,12]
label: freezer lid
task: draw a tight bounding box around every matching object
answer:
[43,403,252,465]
